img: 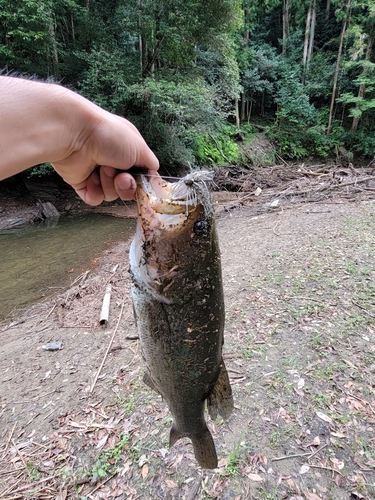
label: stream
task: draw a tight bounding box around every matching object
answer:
[0,213,135,322]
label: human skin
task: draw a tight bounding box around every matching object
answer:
[0,76,159,205]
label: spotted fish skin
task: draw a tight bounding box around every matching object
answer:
[129,172,233,469]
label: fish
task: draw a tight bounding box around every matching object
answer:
[129,171,233,469]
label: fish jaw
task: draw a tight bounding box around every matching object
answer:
[131,174,211,303]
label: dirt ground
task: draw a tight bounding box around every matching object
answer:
[1,164,375,499]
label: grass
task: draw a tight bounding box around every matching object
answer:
[225,439,246,476]
[87,433,131,483]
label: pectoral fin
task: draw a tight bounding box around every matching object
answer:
[207,359,234,421]
[143,372,161,395]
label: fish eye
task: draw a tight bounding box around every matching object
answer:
[193,220,209,237]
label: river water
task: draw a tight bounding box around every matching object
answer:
[0,213,135,321]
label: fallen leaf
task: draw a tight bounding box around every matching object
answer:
[141,464,149,479]
[218,457,229,467]
[330,457,344,470]
[303,492,321,500]
[331,431,346,438]
[297,378,305,389]
[247,473,263,482]
[350,492,365,499]
[316,411,333,424]
[299,464,310,474]
[165,479,178,488]
[95,434,108,449]
[138,454,147,467]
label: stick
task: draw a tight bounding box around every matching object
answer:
[2,422,17,457]
[90,304,128,393]
[272,451,312,461]
[11,439,31,478]
[100,285,112,325]
[87,472,118,496]
[309,464,342,475]
[352,299,375,319]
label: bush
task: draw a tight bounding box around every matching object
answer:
[193,132,240,166]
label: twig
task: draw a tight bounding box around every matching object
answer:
[0,473,24,497]
[272,451,312,461]
[352,299,375,319]
[90,304,128,393]
[2,422,17,457]
[339,175,375,188]
[87,472,118,496]
[0,320,24,333]
[11,439,31,478]
[0,475,56,496]
[275,153,290,167]
[45,303,56,320]
[272,443,328,462]
[272,220,280,236]
[11,389,56,404]
[309,464,342,475]
[308,443,329,459]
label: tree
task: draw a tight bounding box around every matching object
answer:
[327,0,351,134]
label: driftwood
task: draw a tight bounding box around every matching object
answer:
[36,200,60,219]
[0,201,60,231]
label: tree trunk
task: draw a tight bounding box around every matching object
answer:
[282,0,290,54]
[302,5,312,70]
[48,15,59,77]
[326,0,331,20]
[302,0,316,84]
[307,0,316,66]
[235,98,240,128]
[71,14,75,46]
[240,93,246,122]
[327,0,351,135]
[351,33,373,132]
[248,98,253,123]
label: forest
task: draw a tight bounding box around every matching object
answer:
[1,0,374,173]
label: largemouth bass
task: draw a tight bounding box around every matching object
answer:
[129,171,233,469]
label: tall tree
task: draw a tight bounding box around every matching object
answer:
[302,0,317,82]
[327,0,352,134]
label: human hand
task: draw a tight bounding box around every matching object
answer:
[51,110,159,206]
[0,76,159,205]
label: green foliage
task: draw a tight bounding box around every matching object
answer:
[90,433,130,483]
[28,163,54,177]
[130,77,231,168]
[194,130,240,166]
[2,0,375,176]
[76,45,134,114]
[268,123,337,160]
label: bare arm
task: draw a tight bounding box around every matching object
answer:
[0,76,159,205]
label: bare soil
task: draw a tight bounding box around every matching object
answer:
[1,163,375,499]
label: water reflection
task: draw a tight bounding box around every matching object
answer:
[0,213,135,321]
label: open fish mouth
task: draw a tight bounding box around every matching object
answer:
[135,171,214,217]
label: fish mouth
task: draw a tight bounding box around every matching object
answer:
[135,172,213,230]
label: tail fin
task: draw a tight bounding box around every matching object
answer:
[169,424,218,469]
[207,358,234,421]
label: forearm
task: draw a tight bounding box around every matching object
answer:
[0,76,95,180]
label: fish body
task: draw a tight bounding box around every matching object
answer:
[129,172,233,469]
